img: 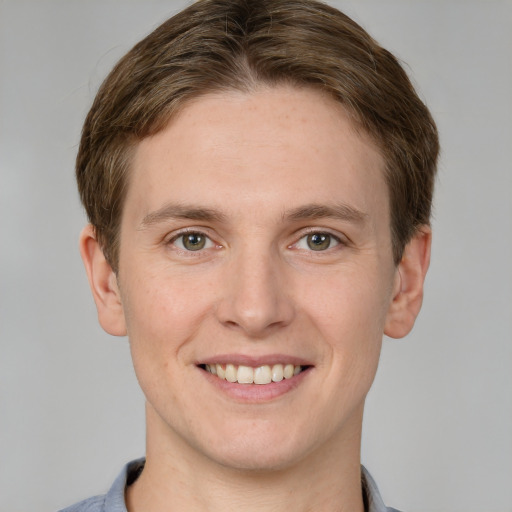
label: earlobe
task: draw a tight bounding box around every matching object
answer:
[79,225,127,336]
[384,227,432,339]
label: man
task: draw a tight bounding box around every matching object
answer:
[62,0,438,510]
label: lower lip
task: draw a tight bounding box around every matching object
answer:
[199,367,312,403]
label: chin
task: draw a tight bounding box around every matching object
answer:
[211,446,303,473]
[199,425,313,473]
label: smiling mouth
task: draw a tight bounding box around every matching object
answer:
[200,363,308,385]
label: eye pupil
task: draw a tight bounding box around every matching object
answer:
[307,233,330,251]
[183,233,206,251]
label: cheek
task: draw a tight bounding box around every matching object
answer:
[304,265,393,338]
[123,262,213,331]
[119,268,209,374]
[121,274,201,406]
[120,263,225,399]
[302,265,392,383]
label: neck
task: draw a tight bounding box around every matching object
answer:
[126,404,365,512]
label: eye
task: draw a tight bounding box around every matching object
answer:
[295,232,340,251]
[172,232,214,251]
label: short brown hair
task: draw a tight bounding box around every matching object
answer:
[77,0,439,271]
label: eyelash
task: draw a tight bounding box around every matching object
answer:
[291,230,344,253]
[167,228,345,254]
[167,229,218,254]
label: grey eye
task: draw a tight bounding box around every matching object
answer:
[175,232,211,251]
[307,233,332,251]
[295,232,340,251]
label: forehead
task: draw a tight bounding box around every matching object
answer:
[126,86,388,224]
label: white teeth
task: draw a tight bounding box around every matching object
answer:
[283,364,295,379]
[225,364,237,383]
[237,365,254,384]
[271,364,284,382]
[204,363,304,384]
[216,364,225,379]
[254,365,272,384]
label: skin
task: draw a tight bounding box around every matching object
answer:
[80,86,431,512]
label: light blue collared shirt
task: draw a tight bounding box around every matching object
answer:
[59,458,402,512]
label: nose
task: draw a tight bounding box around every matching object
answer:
[215,247,295,338]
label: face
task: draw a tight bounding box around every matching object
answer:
[112,86,400,470]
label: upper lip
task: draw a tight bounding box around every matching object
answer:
[196,353,313,367]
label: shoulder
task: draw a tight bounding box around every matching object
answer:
[361,466,404,512]
[57,458,145,512]
[58,494,106,512]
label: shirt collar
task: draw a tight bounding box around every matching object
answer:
[361,465,398,512]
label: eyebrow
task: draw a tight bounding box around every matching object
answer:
[139,203,228,229]
[139,201,367,230]
[284,203,368,224]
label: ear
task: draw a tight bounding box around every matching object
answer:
[79,224,127,336]
[384,226,432,339]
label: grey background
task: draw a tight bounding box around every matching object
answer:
[1,1,511,511]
